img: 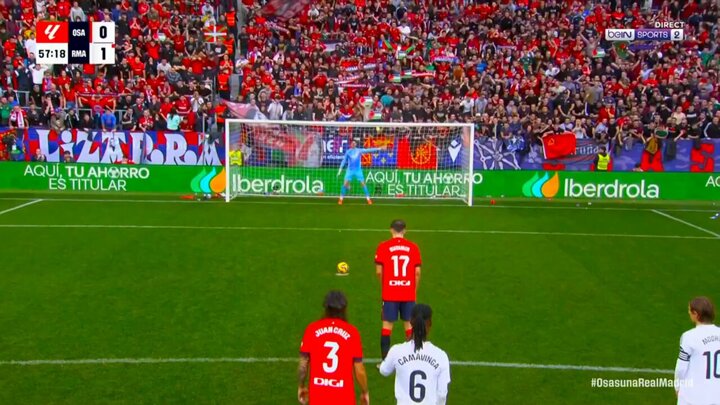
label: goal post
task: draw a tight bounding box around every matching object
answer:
[224,119,475,206]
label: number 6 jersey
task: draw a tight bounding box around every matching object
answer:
[379,340,451,405]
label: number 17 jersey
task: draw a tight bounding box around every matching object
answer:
[375,237,422,302]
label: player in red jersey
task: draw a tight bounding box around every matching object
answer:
[298,290,370,405]
[374,219,422,360]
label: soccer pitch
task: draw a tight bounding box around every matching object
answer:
[1,195,719,404]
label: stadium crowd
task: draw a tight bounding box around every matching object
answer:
[0,0,719,161]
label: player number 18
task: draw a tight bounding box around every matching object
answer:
[391,255,410,278]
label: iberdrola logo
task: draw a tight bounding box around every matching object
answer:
[190,167,226,194]
[522,172,560,198]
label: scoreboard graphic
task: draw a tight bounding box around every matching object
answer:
[36,21,115,65]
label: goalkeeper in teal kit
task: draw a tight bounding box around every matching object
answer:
[337,140,387,205]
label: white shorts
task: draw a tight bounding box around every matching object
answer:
[677,396,720,405]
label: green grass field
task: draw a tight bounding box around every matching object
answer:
[1,194,719,404]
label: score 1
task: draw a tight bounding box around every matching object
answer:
[89,22,115,64]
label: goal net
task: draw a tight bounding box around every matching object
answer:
[224,120,475,205]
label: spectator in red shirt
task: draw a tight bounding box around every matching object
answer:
[56,0,71,18]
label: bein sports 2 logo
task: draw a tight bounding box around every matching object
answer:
[190,167,226,194]
[522,172,560,198]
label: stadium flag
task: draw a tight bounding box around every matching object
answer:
[368,111,383,121]
[592,47,606,58]
[361,135,396,167]
[203,25,227,44]
[261,0,312,21]
[322,41,342,53]
[360,96,374,108]
[222,100,267,120]
[390,70,434,83]
[614,42,630,59]
[380,39,395,52]
[397,136,438,170]
[542,132,577,159]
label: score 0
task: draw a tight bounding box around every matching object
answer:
[89,22,115,64]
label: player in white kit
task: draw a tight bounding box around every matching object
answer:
[675,296,720,405]
[379,303,450,405]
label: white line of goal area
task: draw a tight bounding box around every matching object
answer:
[0,196,717,213]
[0,223,717,240]
[0,357,673,375]
[0,199,42,216]
[652,209,720,238]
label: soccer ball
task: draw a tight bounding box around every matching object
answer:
[337,262,349,275]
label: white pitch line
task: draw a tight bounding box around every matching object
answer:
[0,223,717,240]
[0,357,673,374]
[651,209,720,238]
[0,197,716,212]
[0,199,43,216]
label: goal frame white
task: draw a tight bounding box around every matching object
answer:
[224,119,475,206]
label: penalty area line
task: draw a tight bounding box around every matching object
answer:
[0,197,717,213]
[0,357,673,375]
[0,223,717,240]
[651,209,720,238]
[0,199,43,216]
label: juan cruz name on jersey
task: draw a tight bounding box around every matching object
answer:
[398,352,439,370]
[315,326,351,340]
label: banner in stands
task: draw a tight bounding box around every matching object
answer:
[227,125,720,172]
[463,137,720,172]
[0,162,226,194]
[0,128,225,165]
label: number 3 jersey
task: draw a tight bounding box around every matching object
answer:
[675,324,720,405]
[379,340,451,405]
[300,318,363,405]
[375,237,422,302]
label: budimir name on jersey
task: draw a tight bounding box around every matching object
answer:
[398,353,440,369]
[315,326,350,340]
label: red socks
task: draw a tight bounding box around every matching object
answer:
[405,328,413,340]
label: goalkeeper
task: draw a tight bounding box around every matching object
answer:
[337,140,386,205]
